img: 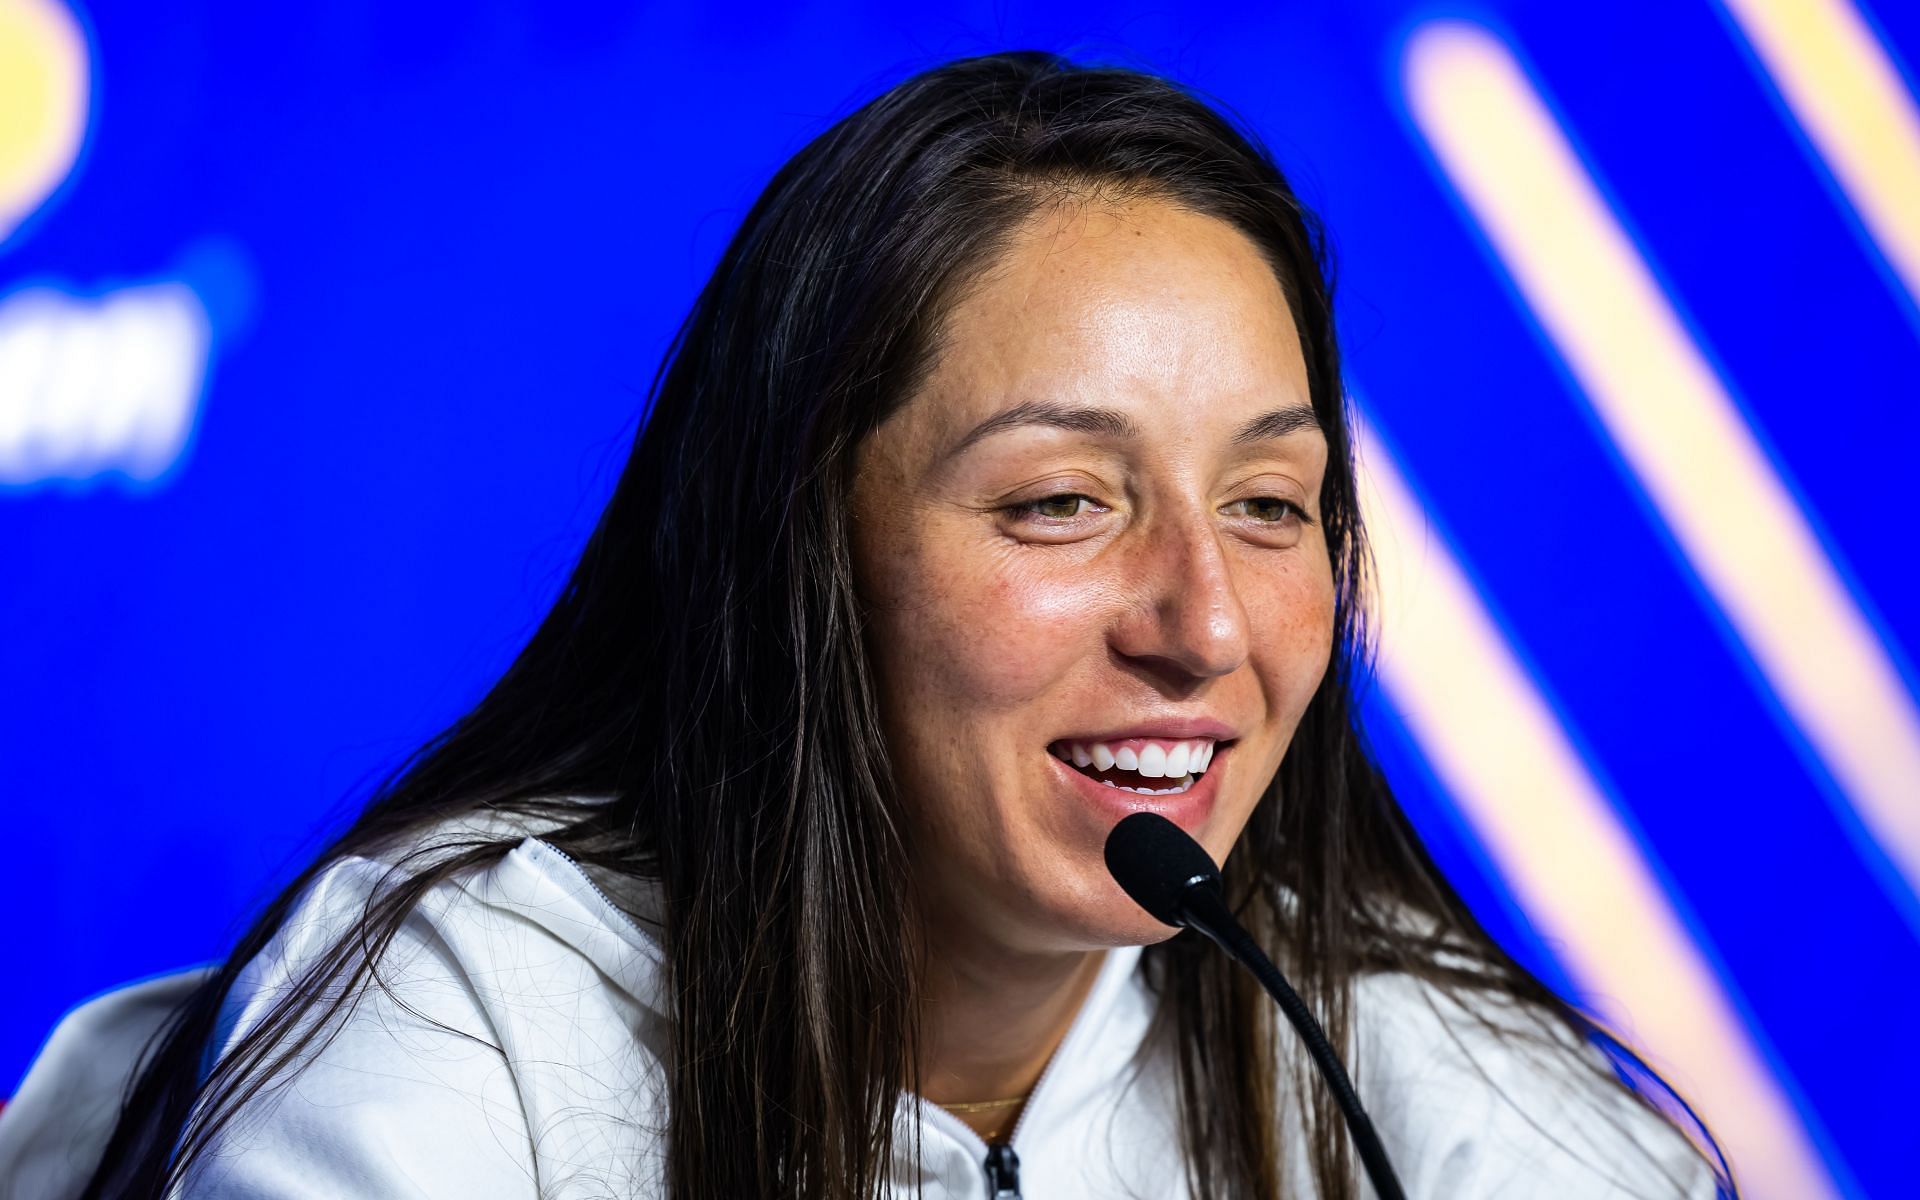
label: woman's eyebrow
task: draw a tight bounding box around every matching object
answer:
[1230,403,1323,444]
[942,400,1137,462]
[943,399,1321,462]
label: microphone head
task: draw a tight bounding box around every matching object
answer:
[1103,811,1223,927]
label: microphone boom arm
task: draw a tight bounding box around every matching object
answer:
[1102,812,1406,1200]
[1176,884,1407,1200]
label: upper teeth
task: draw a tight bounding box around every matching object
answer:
[1063,738,1216,777]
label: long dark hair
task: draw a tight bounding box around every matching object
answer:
[83,49,1733,1199]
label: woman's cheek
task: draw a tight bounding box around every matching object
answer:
[1245,553,1336,694]
[916,547,1113,702]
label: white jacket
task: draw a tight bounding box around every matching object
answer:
[2,811,1720,1199]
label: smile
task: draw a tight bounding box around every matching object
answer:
[1048,736,1224,796]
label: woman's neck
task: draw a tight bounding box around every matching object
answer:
[915,907,1110,1142]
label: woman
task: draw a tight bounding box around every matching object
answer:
[62,49,1729,1199]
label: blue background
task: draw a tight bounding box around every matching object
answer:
[3,3,1913,1194]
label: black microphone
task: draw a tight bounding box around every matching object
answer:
[1104,811,1407,1200]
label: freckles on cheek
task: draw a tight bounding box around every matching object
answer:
[913,551,1106,706]
[1246,559,1338,682]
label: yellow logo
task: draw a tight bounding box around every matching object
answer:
[0,0,89,247]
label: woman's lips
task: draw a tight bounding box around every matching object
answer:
[1049,716,1239,744]
[1048,739,1229,835]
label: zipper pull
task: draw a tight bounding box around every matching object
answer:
[983,1143,1022,1198]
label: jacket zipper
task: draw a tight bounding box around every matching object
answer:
[533,839,656,940]
[971,1030,1060,1199]
[983,1143,1022,1198]
[925,947,1116,1200]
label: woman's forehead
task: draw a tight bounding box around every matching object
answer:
[891,200,1313,465]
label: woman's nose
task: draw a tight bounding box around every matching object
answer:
[1108,509,1252,685]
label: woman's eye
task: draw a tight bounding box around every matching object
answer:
[1006,493,1105,522]
[1226,496,1312,524]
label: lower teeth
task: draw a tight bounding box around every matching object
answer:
[1099,776,1194,795]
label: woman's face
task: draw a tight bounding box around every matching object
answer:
[850,197,1335,953]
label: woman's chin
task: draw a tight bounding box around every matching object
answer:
[1020,874,1186,952]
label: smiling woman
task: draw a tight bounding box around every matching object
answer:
[852,200,1332,918]
[6,48,1734,1200]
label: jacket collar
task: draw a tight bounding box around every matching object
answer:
[497,826,1166,1194]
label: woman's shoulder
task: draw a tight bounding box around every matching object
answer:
[181,803,673,1197]
[235,801,669,1005]
[1347,964,1722,1198]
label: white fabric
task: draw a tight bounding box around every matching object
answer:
[0,966,216,1200]
[1,811,1722,1199]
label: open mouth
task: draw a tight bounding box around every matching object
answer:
[1048,737,1228,796]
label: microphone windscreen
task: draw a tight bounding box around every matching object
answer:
[1103,811,1222,927]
